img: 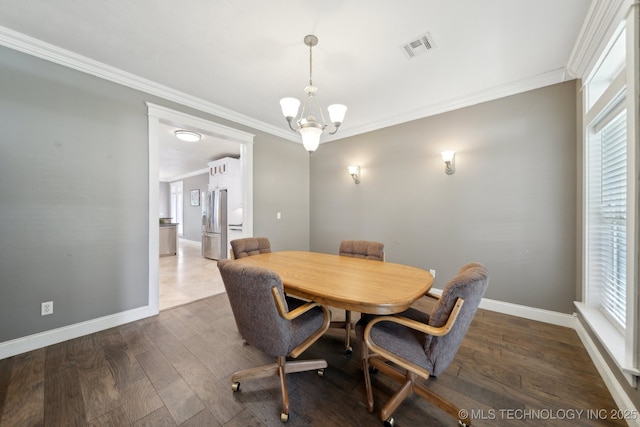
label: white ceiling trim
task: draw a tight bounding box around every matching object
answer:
[566,0,635,80]
[0,24,580,144]
[0,25,296,142]
[333,68,569,141]
[160,168,209,183]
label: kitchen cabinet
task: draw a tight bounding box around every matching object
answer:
[159,223,178,256]
[208,156,243,237]
[228,226,244,258]
[208,157,239,190]
[209,158,241,208]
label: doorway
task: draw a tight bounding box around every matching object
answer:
[147,103,255,314]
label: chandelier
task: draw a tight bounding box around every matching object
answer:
[280,35,347,153]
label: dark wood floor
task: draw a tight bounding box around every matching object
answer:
[0,294,625,426]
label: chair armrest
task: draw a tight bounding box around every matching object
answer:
[363,298,464,380]
[271,286,326,320]
[365,297,464,339]
[271,287,331,358]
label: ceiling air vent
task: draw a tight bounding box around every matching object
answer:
[402,32,435,59]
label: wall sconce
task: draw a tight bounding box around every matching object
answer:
[348,165,361,184]
[441,151,455,175]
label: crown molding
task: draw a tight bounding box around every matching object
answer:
[0,24,588,146]
[161,167,209,183]
[0,25,297,142]
[331,68,569,141]
[566,0,636,80]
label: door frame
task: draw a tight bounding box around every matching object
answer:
[147,103,254,314]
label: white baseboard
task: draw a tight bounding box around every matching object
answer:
[2,291,638,425]
[478,297,577,328]
[574,320,640,427]
[429,288,578,328]
[0,305,154,360]
[455,290,639,426]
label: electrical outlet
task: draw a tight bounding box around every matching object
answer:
[429,269,436,278]
[41,301,53,316]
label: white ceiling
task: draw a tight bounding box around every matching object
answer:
[158,122,240,181]
[0,0,591,179]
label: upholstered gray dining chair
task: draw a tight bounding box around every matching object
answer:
[357,262,489,427]
[337,240,385,353]
[217,259,331,423]
[230,237,271,259]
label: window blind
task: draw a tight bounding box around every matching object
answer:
[587,110,627,330]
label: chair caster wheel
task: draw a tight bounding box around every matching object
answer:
[317,368,325,377]
[458,421,469,427]
[280,412,289,423]
[345,346,353,355]
[383,417,394,427]
[231,382,240,392]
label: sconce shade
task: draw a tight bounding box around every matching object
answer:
[348,165,361,184]
[441,151,456,175]
[441,151,455,162]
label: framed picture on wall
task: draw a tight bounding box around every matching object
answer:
[190,189,200,206]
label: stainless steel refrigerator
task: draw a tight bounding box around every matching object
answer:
[202,189,227,260]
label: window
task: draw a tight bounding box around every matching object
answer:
[586,108,627,331]
[585,31,626,110]
[578,18,639,384]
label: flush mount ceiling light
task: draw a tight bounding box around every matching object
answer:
[174,130,202,142]
[280,34,347,153]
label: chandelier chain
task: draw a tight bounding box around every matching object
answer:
[308,41,313,87]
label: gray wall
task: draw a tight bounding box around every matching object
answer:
[180,173,208,242]
[310,81,577,314]
[0,39,575,344]
[0,46,149,341]
[252,134,310,251]
[0,45,308,344]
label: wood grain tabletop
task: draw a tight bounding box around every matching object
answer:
[234,251,433,314]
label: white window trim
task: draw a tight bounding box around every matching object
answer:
[575,303,638,384]
[580,6,640,386]
[624,2,640,378]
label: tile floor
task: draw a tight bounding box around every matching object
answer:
[158,239,225,311]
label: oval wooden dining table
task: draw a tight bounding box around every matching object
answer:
[233,251,433,315]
